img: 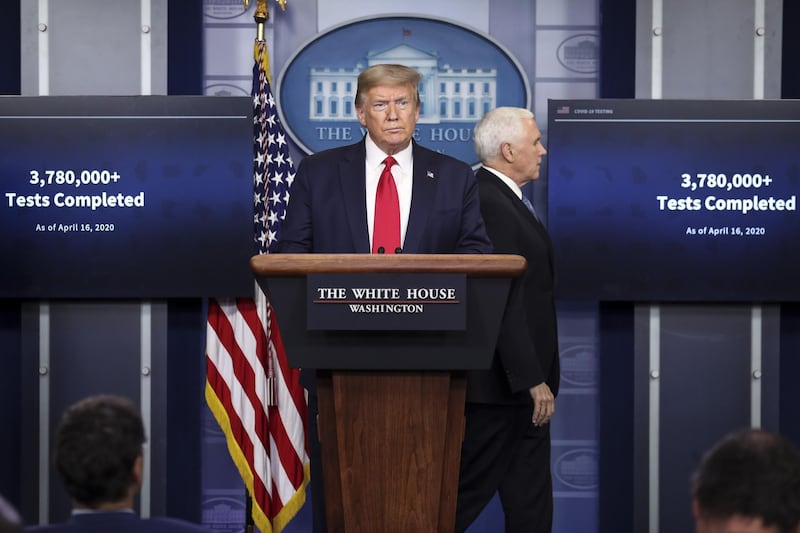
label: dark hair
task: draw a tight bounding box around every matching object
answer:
[54,395,146,507]
[354,63,421,108]
[692,428,800,532]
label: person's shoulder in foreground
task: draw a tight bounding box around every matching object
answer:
[25,394,211,533]
[0,493,23,533]
[25,512,210,532]
[692,427,800,533]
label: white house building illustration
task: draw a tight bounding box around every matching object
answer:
[308,44,497,124]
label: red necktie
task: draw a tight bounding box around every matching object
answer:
[372,156,400,254]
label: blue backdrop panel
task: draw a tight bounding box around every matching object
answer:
[0,96,253,298]
[547,99,800,302]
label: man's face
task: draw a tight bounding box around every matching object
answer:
[511,117,548,184]
[356,83,420,155]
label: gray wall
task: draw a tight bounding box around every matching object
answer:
[21,0,167,96]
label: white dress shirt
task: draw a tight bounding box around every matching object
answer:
[364,135,413,250]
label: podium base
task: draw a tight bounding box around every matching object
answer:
[317,370,466,533]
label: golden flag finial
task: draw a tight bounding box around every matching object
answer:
[242,0,287,21]
[243,0,287,41]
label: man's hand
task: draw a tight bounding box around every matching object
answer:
[529,383,554,426]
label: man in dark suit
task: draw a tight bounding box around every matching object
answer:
[456,106,560,533]
[276,64,490,255]
[25,395,210,533]
[275,63,492,532]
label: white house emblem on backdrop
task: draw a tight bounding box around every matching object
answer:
[277,16,531,166]
[557,34,599,74]
[203,0,254,20]
[553,449,598,491]
[307,43,498,126]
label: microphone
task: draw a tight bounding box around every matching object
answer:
[377,246,385,254]
[394,247,402,254]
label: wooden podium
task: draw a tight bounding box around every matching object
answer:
[250,254,526,532]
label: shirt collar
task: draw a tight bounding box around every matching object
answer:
[365,135,413,172]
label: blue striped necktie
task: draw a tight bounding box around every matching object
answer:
[521,195,540,222]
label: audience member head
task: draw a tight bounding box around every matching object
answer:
[54,394,146,510]
[473,106,547,187]
[692,428,800,533]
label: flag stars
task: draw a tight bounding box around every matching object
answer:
[252,45,294,255]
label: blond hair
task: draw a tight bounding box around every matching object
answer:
[355,64,421,107]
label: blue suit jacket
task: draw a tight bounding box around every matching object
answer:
[275,138,492,254]
[25,512,211,533]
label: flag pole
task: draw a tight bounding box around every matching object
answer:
[208,0,308,523]
[241,2,290,531]
[245,5,269,533]
[244,0,288,42]
[245,6,269,532]
[254,0,268,42]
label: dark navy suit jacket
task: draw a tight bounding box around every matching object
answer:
[25,511,211,533]
[466,168,560,404]
[275,138,492,254]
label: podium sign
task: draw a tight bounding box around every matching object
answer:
[307,272,466,331]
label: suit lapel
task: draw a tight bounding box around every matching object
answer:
[338,141,371,252]
[479,167,553,246]
[480,168,530,222]
[402,142,435,253]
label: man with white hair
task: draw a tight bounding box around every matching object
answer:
[456,107,560,533]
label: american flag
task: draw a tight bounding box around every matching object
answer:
[205,39,309,533]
